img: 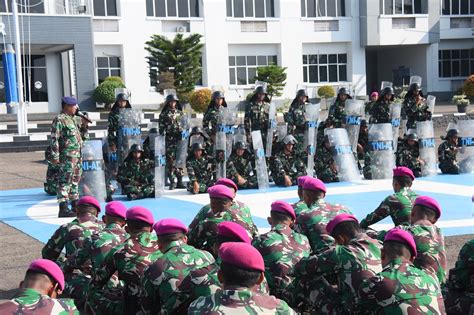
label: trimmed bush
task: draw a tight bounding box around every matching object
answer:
[317,85,336,99]
[189,88,212,113]
[93,78,126,106]
[463,75,474,100]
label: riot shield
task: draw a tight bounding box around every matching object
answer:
[118,108,142,165]
[305,103,320,177]
[103,138,120,195]
[368,123,395,179]
[416,121,437,177]
[390,102,402,152]
[154,135,166,198]
[266,102,277,157]
[380,81,393,90]
[251,130,270,190]
[176,113,191,168]
[458,120,474,173]
[79,140,107,202]
[234,124,247,145]
[426,95,436,113]
[225,104,237,159]
[216,108,227,179]
[277,123,288,143]
[409,76,422,87]
[344,100,364,153]
[325,128,360,182]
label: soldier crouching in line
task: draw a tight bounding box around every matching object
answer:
[396,131,423,178]
[438,127,459,174]
[117,144,154,200]
[187,141,215,194]
[270,135,306,187]
[315,135,339,183]
[227,140,258,189]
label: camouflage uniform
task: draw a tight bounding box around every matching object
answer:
[359,187,417,229]
[292,200,308,218]
[369,99,391,124]
[328,99,347,128]
[365,100,376,116]
[357,258,446,314]
[403,95,432,130]
[44,145,59,195]
[443,239,474,314]
[107,107,121,149]
[227,151,258,189]
[188,285,296,314]
[358,129,369,160]
[286,102,308,156]
[396,140,422,177]
[89,231,162,315]
[50,112,89,204]
[41,213,104,308]
[203,104,220,139]
[438,140,459,174]
[141,240,215,314]
[294,199,352,252]
[315,143,339,183]
[117,155,154,200]
[186,153,214,193]
[270,150,306,186]
[159,107,185,185]
[292,233,383,313]
[252,224,311,298]
[0,288,78,314]
[244,100,270,147]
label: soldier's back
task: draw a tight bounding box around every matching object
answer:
[90,223,128,268]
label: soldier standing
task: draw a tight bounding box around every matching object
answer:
[227,140,257,189]
[244,84,271,147]
[403,81,431,130]
[315,135,339,183]
[50,96,89,217]
[186,141,214,194]
[43,145,59,196]
[270,135,306,187]
[396,132,423,177]
[203,90,227,154]
[328,87,351,128]
[369,86,394,124]
[438,127,459,174]
[286,89,310,156]
[107,93,131,151]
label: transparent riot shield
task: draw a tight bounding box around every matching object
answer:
[234,124,247,146]
[416,120,437,177]
[154,135,166,198]
[458,120,474,173]
[118,108,142,165]
[391,102,402,152]
[225,104,237,159]
[380,81,393,90]
[426,95,436,114]
[277,123,288,143]
[251,130,270,190]
[176,113,191,169]
[344,100,364,153]
[410,76,422,87]
[368,123,395,179]
[265,102,277,157]
[325,128,360,182]
[79,140,107,202]
[216,108,227,179]
[305,103,320,177]
[104,138,120,195]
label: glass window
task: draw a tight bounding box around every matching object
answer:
[229,54,278,85]
[106,0,117,16]
[317,0,326,16]
[268,55,277,64]
[97,57,109,68]
[228,0,275,17]
[438,49,474,77]
[266,0,275,17]
[338,0,345,16]
[303,67,308,82]
[236,56,246,66]
[96,56,122,84]
[146,0,154,16]
[307,0,316,17]
[248,67,257,83]
[452,0,460,14]
[319,55,327,64]
[94,0,106,16]
[404,0,413,14]
[384,0,393,14]
[309,65,318,82]
[227,0,233,16]
[327,0,337,16]
[167,0,177,16]
[245,0,253,17]
[229,56,236,66]
[395,0,403,14]
[329,65,338,81]
[247,56,257,66]
[329,54,337,63]
[237,67,247,84]
[155,0,166,16]
[147,0,199,17]
[339,65,347,81]
[234,0,244,17]
[255,0,265,17]
[303,53,347,83]
[319,66,328,82]
[257,55,267,65]
[178,0,189,17]
[460,0,469,13]
[229,68,236,85]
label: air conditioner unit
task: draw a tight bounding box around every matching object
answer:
[176,26,186,33]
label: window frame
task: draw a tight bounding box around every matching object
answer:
[226,0,277,19]
[302,53,348,84]
[442,0,474,15]
[93,0,118,17]
[380,0,428,15]
[228,54,278,86]
[95,56,122,85]
[146,0,201,18]
[438,48,474,79]
[301,0,346,18]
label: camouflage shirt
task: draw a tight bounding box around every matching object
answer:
[227,152,255,179]
[159,108,184,139]
[188,286,297,314]
[270,150,306,182]
[357,258,446,315]
[117,157,154,187]
[294,199,352,252]
[141,240,215,314]
[403,96,432,129]
[244,101,270,135]
[107,108,120,147]
[50,112,88,160]
[328,99,347,128]
[0,288,78,315]
[359,187,417,229]
[446,239,474,291]
[286,103,307,134]
[438,140,457,165]
[252,224,311,297]
[186,155,213,183]
[396,141,421,171]
[292,200,308,218]
[203,104,220,137]
[369,100,391,124]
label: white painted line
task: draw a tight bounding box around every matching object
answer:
[29,134,48,141]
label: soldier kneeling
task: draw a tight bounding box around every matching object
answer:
[438,127,459,174]
[187,142,214,194]
[270,135,306,187]
[227,140,257,189]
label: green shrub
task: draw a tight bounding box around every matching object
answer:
[463,75,474,100]
[189,88,212,113]
[103,76,125,85]
[317,85,335,99]
[93,79,126,105]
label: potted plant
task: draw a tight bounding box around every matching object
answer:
[93,76,126,110]
[452,94,469,113]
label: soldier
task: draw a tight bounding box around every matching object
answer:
[357,228,446,314]
[50,96,89,217]
[89,206,161,314]
[188,242,296,314]
[438,127,459,174]
[365,91,378,116]
[252,201,311,299]
[44,144,59,196]
[116,144,154,200]
[41,196,104,310]
[292,214,382,313]
[443,239,474,314]
[316,117,335,149]
[328,87,352,128]
[292,175,311,217]
[244,84,271,146]
[357,119,369,160]
[187,185,258,253]
[270,135,306,187]
[396,131,423,177]
[159,93,186,190]
[360,167,418,229]
[227,140,257,189]
[286,89,310,156]
[186,141,214,194]
[142,126,158,160]
[295,177,352,251]
[107,93,131,151]
[369,86,394,124]
[0,259,78,314]
[188,126,212,156]
[403,81,431,130]
[315,135,339,183]
[203,89,227,153]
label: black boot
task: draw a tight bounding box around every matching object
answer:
[176,175,185,189]
[58,202,75,218]
[169,177,176,190]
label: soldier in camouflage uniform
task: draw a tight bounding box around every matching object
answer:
[0,259,78,314]
[438,128,459,174]
[357,228,446,314]
[203,90,227,154]
[315,135,339,183]
[316,117,335,149]
[295,177,352,251]
[369,86,394,124]
[117,144,154,200]
[227,140,257,189]
[44,144,59,196]
[292,176,311,217]
[41,196,104,310]
[141,219,215,314]
[291,214,382,314]
[328,87,352,128]
[244,85,271,147]
[443,239,474,314]
[188,126,212,156]
[252,201,311,299]
[188,242,297,314]
[186,142,215,194]
[365,91,378,116]
[159,93,186,190]
[286,89,310,156]
[107,93,131,150]
[89,206,162,314]
[270,135,306,187]
[50,96,89,217]
[357,119,369,160]
[396,132,423,177]
[403,82,432,130]
[360,167,417,229]
[142,126,158,160]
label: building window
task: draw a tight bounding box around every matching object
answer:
[438,49,474,78]
[0,0,45,13]
[96,56,121,84]
[93,0,117,16]
[301,0,345,17]
[146,0,200,17]
[380,0,428,14]
[443,0,474,15]
[302,53,347,83]
[226,0,276,18]
[229,55,277,85]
